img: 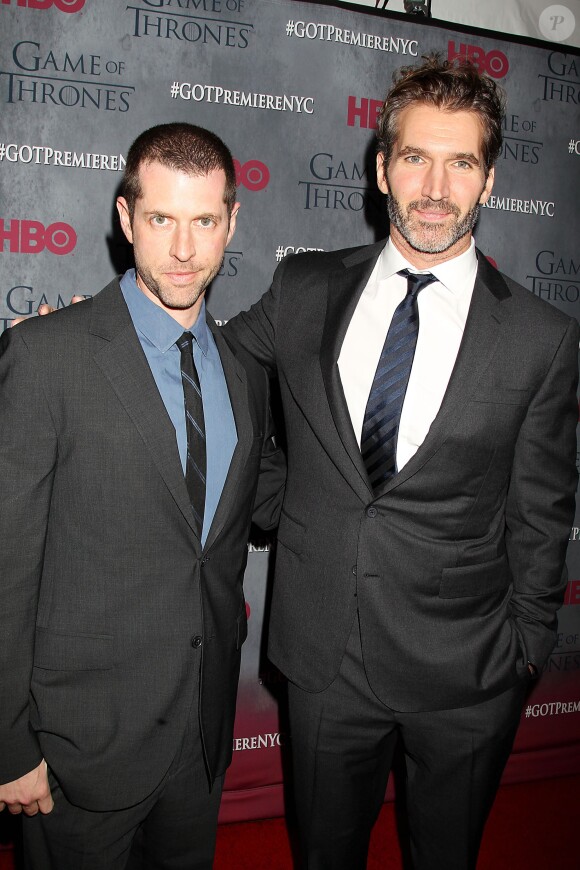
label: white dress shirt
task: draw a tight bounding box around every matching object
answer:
[338,237,478,472]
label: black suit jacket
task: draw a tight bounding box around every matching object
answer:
[0,280,285,810]
[227,241,579,711]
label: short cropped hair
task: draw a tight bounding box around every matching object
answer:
[376,54,506,176]
[122,122,237,220]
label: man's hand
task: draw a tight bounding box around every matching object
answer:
[0,760,53,815]
[11,295,84,327]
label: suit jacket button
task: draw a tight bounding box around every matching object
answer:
[366,507,377,518]
[191,636,203,648]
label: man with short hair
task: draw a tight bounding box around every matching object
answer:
[0,122,285,869]
[227,56,579,868]
[6,59,578,870]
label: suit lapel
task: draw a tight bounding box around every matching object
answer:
[90,281,199,541]
[378,252,511,495]
[203,320,253,552]
[318,243,386,501]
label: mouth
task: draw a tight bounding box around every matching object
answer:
[164,270,199,283]
[413,208,453,223]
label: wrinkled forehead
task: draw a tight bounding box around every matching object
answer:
[392,104,485,157]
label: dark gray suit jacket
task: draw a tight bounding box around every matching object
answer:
[0,280,285,810]
[227,241,579,712]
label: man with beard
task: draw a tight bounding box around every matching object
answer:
[8,59,578,870]
[0,123,285,868]
[226,56,579,868]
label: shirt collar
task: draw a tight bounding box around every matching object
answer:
[379,237,478,297]
[120,269,210,356]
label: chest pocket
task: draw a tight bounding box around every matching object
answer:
[471,386,532,405]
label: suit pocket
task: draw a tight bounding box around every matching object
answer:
[471,386,532,405]
[277,508,306,555]
[33,627,113,671]
[439,555,510,599]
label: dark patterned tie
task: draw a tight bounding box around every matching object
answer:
[361,269,437,491]
[177,331,206,536]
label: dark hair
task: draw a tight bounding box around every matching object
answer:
[122,122,237,220]
[376,54,505,176]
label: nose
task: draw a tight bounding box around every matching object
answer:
[170,224,196,262]
[421,162,450,202]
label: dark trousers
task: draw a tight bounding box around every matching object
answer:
[288,617,527,870]
[22,712,223,870]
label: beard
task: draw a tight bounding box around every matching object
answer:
[387,191,481,255]
[133,252,224,312]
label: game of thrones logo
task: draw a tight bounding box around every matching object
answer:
[527,250,580,304]
[1,41,134,111]
[127,0,254,48]
[299,152,384,218]
[538,51,580,104]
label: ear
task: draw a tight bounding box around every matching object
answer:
[376,153,389,195]
[226,202,241,245]
[479,166,494,204]
[116,197,133,245]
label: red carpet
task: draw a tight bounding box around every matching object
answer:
[1,775,578,868]
[213,775,580,869]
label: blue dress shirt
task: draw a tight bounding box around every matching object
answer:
[120,270,237,545]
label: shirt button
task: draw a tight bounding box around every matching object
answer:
[191,636,203,648]
[366,507,377,518]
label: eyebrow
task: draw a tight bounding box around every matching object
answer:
[143,210,223,220]
[397,145,481,166]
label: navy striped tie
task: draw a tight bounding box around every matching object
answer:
[361,269,437,491]
[177,331,206,536]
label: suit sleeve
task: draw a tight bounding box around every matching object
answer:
[250,372,286,531]
[0,327,57,783]
[505,316,579,669]
[224,257,288,376]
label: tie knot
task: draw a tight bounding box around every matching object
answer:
[177,331,194,353]
[399,269,437,297]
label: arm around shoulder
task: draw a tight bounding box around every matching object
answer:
[224,257,292,375]
[250,371,286,531]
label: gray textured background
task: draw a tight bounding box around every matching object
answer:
[1,0,579,821]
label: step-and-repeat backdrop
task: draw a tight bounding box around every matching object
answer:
[1,0,579,822]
